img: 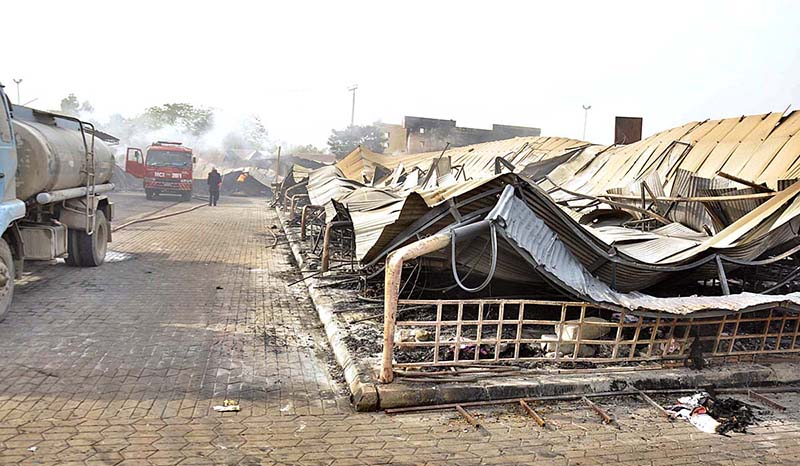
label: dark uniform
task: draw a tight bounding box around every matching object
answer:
[207,169,222,206]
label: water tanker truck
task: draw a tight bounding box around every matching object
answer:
[0,83,116,319]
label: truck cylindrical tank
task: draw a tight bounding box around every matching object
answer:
[12,120,114,201]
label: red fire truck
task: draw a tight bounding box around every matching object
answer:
[125,141,195,201]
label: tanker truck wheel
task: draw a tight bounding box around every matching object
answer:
[0,239,14,322]
[66,211,109,267]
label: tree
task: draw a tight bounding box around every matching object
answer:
[143,103,214,136]
[327,124,385,159]
[59,93,94,116]
[220,116,271,152]
[222,131,247,150]
[243,115,269,150]
[286,144,324,155]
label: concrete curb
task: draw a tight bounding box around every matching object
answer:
[376,361,800,409]
[276,207,800,412]
[276,208,379,411]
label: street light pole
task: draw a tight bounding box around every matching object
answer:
[12,79,22,104]
[348,84,358,127]
[582,104,592,140]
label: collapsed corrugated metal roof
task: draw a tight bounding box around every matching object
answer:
[294,110,800,315]
[488,184,800,315]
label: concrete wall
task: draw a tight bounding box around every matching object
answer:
[400,116,541,153]
[379,124,407,154]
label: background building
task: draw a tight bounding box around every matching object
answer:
[379,116,541,154]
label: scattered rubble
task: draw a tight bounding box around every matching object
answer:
[213,400,241,412]
[666,391,758,434]
[279,109,800,377]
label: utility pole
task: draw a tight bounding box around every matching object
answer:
[582,104,591,140]
[275,145,281,179]
[348,84,358,127]
[12,79,22,104]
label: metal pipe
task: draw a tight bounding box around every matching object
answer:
[455,405,481,429]
[300,205,323,241]
[289,194,309,218]
[716,171,773,193]
[380,233,451,383]
[385,386,800,414]
[519,400,546,427]
[283,182,308,211]
[36,183,114,204]
[716,255,731,295]
[321,221,353,273]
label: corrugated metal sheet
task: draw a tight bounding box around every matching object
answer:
[294,109,800,313]
[488,185,800,315]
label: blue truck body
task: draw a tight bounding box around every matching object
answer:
[0,87,26,233]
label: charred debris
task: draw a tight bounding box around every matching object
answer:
[276,110,800,376]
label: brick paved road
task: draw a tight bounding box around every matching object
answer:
[109,192,176,224]
[0,196,798,465]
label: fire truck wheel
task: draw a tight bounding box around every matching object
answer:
[145,189,154,200]
[69,211,109,267]
[0,239,15,322]
[181,191,192,202]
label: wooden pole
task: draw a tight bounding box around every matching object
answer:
[275,145,281,179]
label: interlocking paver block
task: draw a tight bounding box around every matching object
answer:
[0,196,795,465]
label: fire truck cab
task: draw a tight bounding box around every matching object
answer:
[126,141,195,201]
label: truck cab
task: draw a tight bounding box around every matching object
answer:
[126,141,194,201]
[0,86,27,304]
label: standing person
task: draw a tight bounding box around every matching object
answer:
[207,168,222,206]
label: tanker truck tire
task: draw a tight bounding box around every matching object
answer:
[0,239,15,322]
[66,211,109,267]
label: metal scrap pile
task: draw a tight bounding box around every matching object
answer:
[282,110,800,317]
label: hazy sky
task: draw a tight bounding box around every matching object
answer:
[3,0,800,149]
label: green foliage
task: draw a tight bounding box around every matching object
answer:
[327,124,385,159]
[59,93,94,116]
[59,94,79,115]
[243,115,269,150]
[286,144,324,155]
[222,131,247,150]
[143,103,214,136]
[221,115,270,151]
